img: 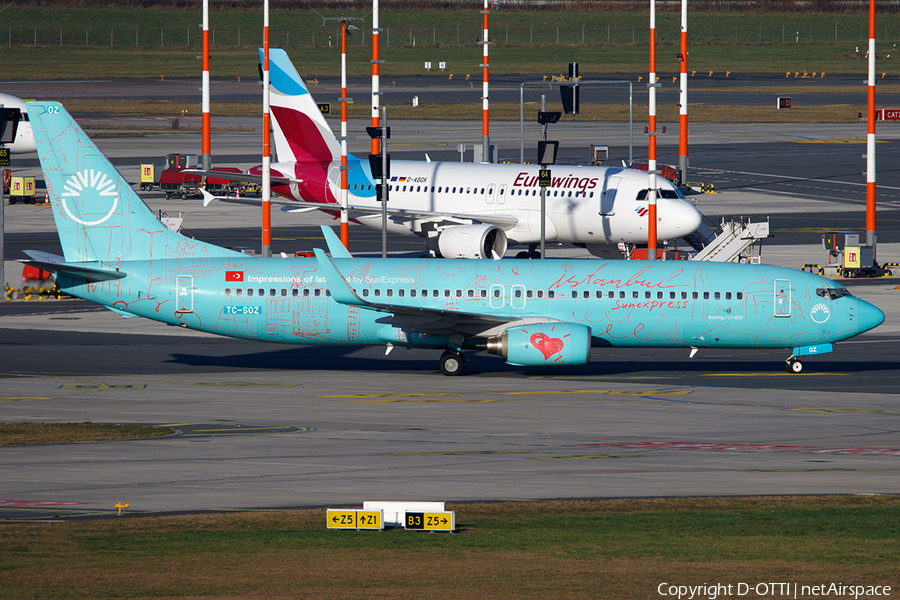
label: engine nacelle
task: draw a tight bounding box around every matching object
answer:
[425,224,508,260]
[486,323,592,367]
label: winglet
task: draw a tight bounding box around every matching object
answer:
[320,225,353,258]
[200,188,217,207]
[313,248,366,307]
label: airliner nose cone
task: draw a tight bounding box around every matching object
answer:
[858,298,885,334]
[671,200,702,234]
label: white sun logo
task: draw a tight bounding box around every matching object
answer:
[810,302,831,324]
[60,169,119,226]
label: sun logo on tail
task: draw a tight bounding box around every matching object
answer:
[60,169,119,226]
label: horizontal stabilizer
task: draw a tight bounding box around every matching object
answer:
[21,250,127,282]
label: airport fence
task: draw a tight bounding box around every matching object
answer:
[6,15,900,49]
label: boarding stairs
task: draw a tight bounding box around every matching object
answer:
[684,216,770,263]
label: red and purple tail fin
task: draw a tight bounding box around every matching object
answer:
[263,48,341,165]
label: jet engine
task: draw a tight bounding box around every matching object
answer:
[486,323,592,367]
[425,224,508,260]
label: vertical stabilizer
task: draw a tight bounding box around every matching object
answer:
[264,48,341,165]
[29,101,241,265]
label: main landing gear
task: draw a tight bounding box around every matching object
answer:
[440,350,466,376]
[515,244,541,260]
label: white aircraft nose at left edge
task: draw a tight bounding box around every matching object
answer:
[1,92,36,154]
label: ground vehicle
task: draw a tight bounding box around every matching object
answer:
[159,168,202,200]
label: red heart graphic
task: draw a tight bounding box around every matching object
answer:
[530,332,565,360]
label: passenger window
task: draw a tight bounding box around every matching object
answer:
[725,292,732,300]
[681,292,687,299]
[571,291,578,299]
[411,289,417,297]
[281,289,287,296]
[269,289,276,297]
[456,289,462,297]
[247,289,254,297]
[527,290,533,298]
[645,292,651,299]
[326,290,331,297]
[314,289,321,297]
[703,292,710,300]
[537,290,544,298]
[225,288,231,295]
[692,292,699,299]
[583,291,589,298]
[737,292,743,300]
[548,290,555,299]
[619,291,625,299]
[398,289,405,298]
[714,292,721,300]
[362,289,369,297]
[657,292,663,299]
[374,289,381,297]
[468,289,474,298]
[292,289,298,297]
[480,290,487,298]
[444,289,451,297]
[433,290,439,297]
[633,291,639,299]
[258,289,264,296]
[493,289,500,298]
[670,292,676,299]
[386,289,393,297]
[303,289,310,297]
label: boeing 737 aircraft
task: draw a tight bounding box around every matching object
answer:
[199,49,702,260]
[0,93,35,154]
[26,102,884,375]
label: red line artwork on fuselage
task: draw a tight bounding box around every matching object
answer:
[549,263,687,292]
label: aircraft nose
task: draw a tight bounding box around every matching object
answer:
[666,199,702,235]
[857,298,885,334]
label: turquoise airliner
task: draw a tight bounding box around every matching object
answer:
[24,102,884,375]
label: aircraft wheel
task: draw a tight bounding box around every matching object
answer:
[440,350,465,376]
[786,359,803,374]
[530,251,541,259]
[165,193,171,199]
[515,251,530,259]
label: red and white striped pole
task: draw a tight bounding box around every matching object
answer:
[481,0,490,162]
[866,0,877,251]
[340,18,349,249]
[201,0,210,171]
[371,0,381,157]
[647,0,658,260]
[261,0,271,257]
[678,0,688,186]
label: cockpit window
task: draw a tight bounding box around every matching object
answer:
[817,287,852,300]
[636,189,681,200]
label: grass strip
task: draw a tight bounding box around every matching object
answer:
[0,496,897,599]
[58,97,870,123]
[0,422,171,446]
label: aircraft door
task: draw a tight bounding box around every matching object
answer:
[600,176,619,215]
[498,184,507,205]
[489,284,505,309]
[176,275,194,312]
[486,183,496,204]
[774,279,791,317]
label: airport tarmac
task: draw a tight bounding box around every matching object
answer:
[2,117,899,519]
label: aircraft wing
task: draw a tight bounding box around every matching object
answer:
[183,169,300,185]
[314,242,551,338]
[311,204,520,230]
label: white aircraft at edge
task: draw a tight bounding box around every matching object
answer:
[203,49,702,260]
[0,92,35,154]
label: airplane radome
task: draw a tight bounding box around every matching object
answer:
[196,48,703,260]
[26,102,884,376]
